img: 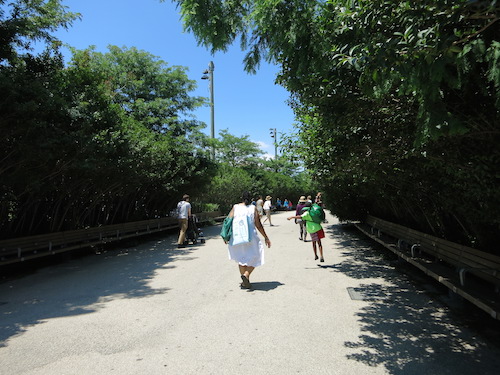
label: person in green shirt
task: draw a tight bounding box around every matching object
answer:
[287,202,325,262]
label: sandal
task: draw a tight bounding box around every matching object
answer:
[241,275,252,289]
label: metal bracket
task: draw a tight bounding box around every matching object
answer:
[410,244,421,258]
[459,268,467,286]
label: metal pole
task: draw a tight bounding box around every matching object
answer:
[209,61,215,159]
[202,61,215,160]
[274,129,277,159]
[269,128,277,159]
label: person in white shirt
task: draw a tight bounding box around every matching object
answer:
[177,194,192,248]
[262,195,274,226]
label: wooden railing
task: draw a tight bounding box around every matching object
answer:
[356,215,500,319]
[0,211,225,266]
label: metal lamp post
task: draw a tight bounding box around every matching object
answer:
[269,128,277,159]
[201,61,215,159]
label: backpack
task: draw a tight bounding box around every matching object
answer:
[309,203,325,224]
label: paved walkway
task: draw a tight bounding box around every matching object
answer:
[1,211,500,374]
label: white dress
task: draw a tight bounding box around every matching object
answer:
[228,204,265,267]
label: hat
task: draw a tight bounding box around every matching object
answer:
[298,196,307,203]
[266,196,272,200]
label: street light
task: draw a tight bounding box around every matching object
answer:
[269,128,277,159]
[201,61,215,159]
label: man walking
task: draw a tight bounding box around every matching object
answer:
[177,194,191,248]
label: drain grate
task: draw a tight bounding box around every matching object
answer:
[347,287,388,301]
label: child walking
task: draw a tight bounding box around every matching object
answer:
[287,202,325,262]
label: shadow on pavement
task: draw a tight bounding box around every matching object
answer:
[0,232,199,348]
[248,281,284,292]
[324,222,500,375]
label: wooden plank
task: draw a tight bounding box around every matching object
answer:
[365,215,500,288]
[0,211,215,264]
[355,223,500,320]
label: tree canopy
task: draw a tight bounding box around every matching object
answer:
[0,2,215,237]
[174,0,500,251]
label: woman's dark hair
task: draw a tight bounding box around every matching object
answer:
[241,191,251,205]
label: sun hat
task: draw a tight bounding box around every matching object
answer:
[266,195,272,200]
[298,196,307,203]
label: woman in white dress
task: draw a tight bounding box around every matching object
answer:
[226,191,271,289]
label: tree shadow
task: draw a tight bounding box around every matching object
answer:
[0,234,192,347]
[324,223,500,374]
[325,223,399,280]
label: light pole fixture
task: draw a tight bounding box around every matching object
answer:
[269,128,277,159]
[201,61,215,159]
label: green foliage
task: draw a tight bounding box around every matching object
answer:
[69,46,206,135]
[199,130,312,212]
[213,129,263,167]
[0,0,80,62]
[176,0,500,251]
[0,30,214,236]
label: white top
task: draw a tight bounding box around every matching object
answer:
[263,200,272,210]
[177,201,191,219]
[227,204,264,267]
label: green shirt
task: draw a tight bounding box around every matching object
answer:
[301,211,322,233]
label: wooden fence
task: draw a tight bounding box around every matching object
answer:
[356,215,500,319]
[0,211,225,266]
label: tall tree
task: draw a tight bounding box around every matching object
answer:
[214,129,263,167]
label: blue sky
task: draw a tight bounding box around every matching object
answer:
[50,0,296,158]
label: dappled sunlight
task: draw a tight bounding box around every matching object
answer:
[325,223,400,280]
[344,286,492,374]
[324,223,500,374]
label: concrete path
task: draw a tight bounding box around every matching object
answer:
[1,211,500,375]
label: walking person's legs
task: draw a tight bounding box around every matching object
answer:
[177,218,188,246]
[312,241,318,260]
[318,239,324,262]
[238,265,255,288]
[266,209,273,225]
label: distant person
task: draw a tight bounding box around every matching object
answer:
[256,195,264,218]
[307,195,313,203]
[224,191,271,289]
[315,192,323,205]
[315,192,328,223]
[283,199,290,210]
[295,196,308,241]
[276,198,282,210]
[287,202,325,262]
[176,194,191,248]
[263,195,274,226]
